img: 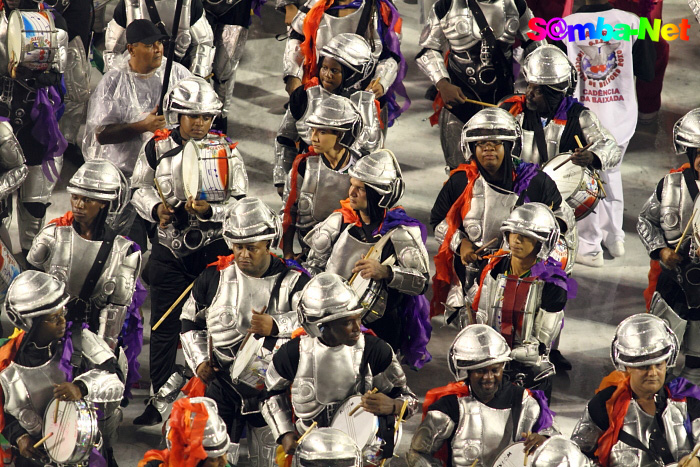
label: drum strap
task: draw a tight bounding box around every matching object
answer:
[510,385,524,442]
[501,276,535,347]
[466,0,513,93]
[261,270,291,352]
[682,168,700,202]
[617,428,674,465]
[526,110,550,165]
[143,0,169,37]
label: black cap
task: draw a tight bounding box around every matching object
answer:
[126,19,168,45]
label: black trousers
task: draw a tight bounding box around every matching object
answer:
[148,239,230,392]
[205,373,267,441]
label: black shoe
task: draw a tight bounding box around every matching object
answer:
[133,402,162,426]
[550,349,572,372]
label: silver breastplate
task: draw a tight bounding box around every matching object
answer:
[462,176,519,248]
[297,156,353,229]
[291,335,367,422]
[519,117,566,166]
[660,172,695,247]
[441,0,520,52]
[297,86,332,147]
[315,4,383,63]
[127,0,192,54]
[154,137,186,206]
[485,274,544,347]
[0,352,67,436]
[326,225,373,279]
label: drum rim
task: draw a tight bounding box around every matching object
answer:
[42,398,98,463]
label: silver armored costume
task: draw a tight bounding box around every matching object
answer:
[58,35,91,145]
[0,121,28,233]
[27,161,140,350]
[103,0,215,76]
[212,24,248,121]
[406,325,556,467]
[293,428,362,466]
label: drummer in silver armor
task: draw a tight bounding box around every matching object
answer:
[103,0,214,77]
[274,33,383,194]
[303,149,432,367]
[571,314,700,467]
[0,271,125,467]
[416,0,541,169]
[179,197,309,466]
[131,76,247,426]
[292,428,362,466]
[406,325,556,467]
[637,108,700,385]
[262,272,418,463]
[281,94,363,259]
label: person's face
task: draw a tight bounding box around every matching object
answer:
[128,41,164,74]
[310,128,341,154]
[319,57,344,93]
[322,312,363,347]
[525,83,548,113]
[70,194,107,226]
[468,363,504,403]
[180,114,214,140]
[35,308,67,344]
[232,240,270,277]
[474,140,505,174]
[508,233,540,262]
[199,456,227,467]
[627,361,667,397]
[348,178,368,212]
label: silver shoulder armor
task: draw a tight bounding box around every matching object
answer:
[350,91,383,154]
[417,8,449,86]
[571,405,603,454]
[103,20,126,72]
[407,410,455,466]
[375,58,398,97]
[274,108,300,186]
[637,192,667,256]
[303,212,345,275]
[81,329,117,366]
[181,329,209,374]
[0,121,27,201]
[579,110,621,170]
[26,223,58,271]
[388,226,430,295]
[189,15,215,77]
[261,393,295,441]
[372,353,419,419]
[131,147,161,223]
[284,36,304,79]
[74,369,125,404]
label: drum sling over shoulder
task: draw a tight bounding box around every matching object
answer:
[143,0,169,37]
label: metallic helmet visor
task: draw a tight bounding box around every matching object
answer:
[300,460,357,467]
[66,185,118,202]
[616,346,674,368]
[462,127,519,143]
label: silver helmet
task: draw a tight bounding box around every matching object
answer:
[448,324,512,381]
[163,76,223,126]
[320,33,376,92]
[306,95,363,148]
[460,108,523,160]
[522,45,577,94]
[292,428,362,467]
[673,108,700,155]
[165,397,230,458]
[500,203,560,262]
[67,159,129,228]
[223,198,282,249]
[297,272,363,338]
[5,271,71,332]
[529,436,592,467]
[348,149,404,208]
[611,313,679,371]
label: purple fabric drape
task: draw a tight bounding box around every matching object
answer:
[59,322,90,382]
[513,161,539,204]
[284,258,312,277]
[251,0,267,18]
[531,258,578,299]
[667,377,700,434]
[30,86,67,183]
[377,207,427,243]
[553,96,581,122]
[529,388,555,432]
[121,279,147,398]
[329,0,362,9]
[401,294,432,369]
[89,447,108,467]
[375,0,409,126]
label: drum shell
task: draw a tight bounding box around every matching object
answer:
[43,398,99,464]
[7,10,59,72]
[542,153,600,220]
[182,139,241,203]
[492,441,527,467]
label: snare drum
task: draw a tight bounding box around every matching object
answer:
[330,395,402,466]
[42,398,100,465]
[7,10,59,73]
[492,442,527,467]
[182,138,247,202]
[543,153,601,220]
[229,336,281,391]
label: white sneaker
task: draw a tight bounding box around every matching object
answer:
[606,240,625,258]
[576,251,604,268]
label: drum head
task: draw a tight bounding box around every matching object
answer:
[542,154,584,199]
[182,141,201,200]
[230,335,264,380]
[7,11,22,65]
[330,396,379,449]
[492,442,527,467]
[43,399,81,463]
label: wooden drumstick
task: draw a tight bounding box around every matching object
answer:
[470,460,479,467]
[474,238,499,255]
[378,400,410,467]
[367,77,381,91]
[348,246,376,285]
[154,178,169,207]
[152,281,195,331]
[296,421,318,445]
[675,210,697,254]
[33,432,53,449]
[680,443,700,467]
[574,135,584,148]
[348,388,378,416]
[53,400,60,424]
[553,136,593,171]
[464,98,497,108]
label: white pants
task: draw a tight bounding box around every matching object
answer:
[577,140,629,256]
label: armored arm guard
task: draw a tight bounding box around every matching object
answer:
[284,9,307,79]
[553,202,578,275]
[274,110,301,186]
[189,15,216,77]
[271,271,303,337]
[103,20,127,72]
[406,410,455,466]
[26,224,57,271]
[579,110,622,170]
[109,249,141,306]
[74,370,125,404]
[131,150,161,223]
[0,122,28,201]
[434,219,464,254]
[637,192,667,256]
[571,406,604,456]
[350,91,383,154]
[261,393,296,441]
[388,226,430,295]
[374,58,399,96]
[303,212,345,275]
[533,310,564,349]
[372,354,420,419]
[180,329,209,374]
[519,391,559,437]
[416,8,449,86]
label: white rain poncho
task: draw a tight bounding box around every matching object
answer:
[82,52,191,176]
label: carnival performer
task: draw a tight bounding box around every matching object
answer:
[179,197,309,465]
[529,436,594,467]
[416,0,541,169]
[571,314,700,467]
[0,271,125,467]
[138,397,231,467]
[303,149,431,368]
[467,203,577,394]
[289,427,362,466]
[131,76,247,426]
[405,324,556,467]
[281,95,363,259]
[638,108,700,384]
[103,0,215,78]
[0,0,67,255]
[282,0,408,129]
[83,20,191,177]
[261,272,418,464]
[274,33,383,195]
